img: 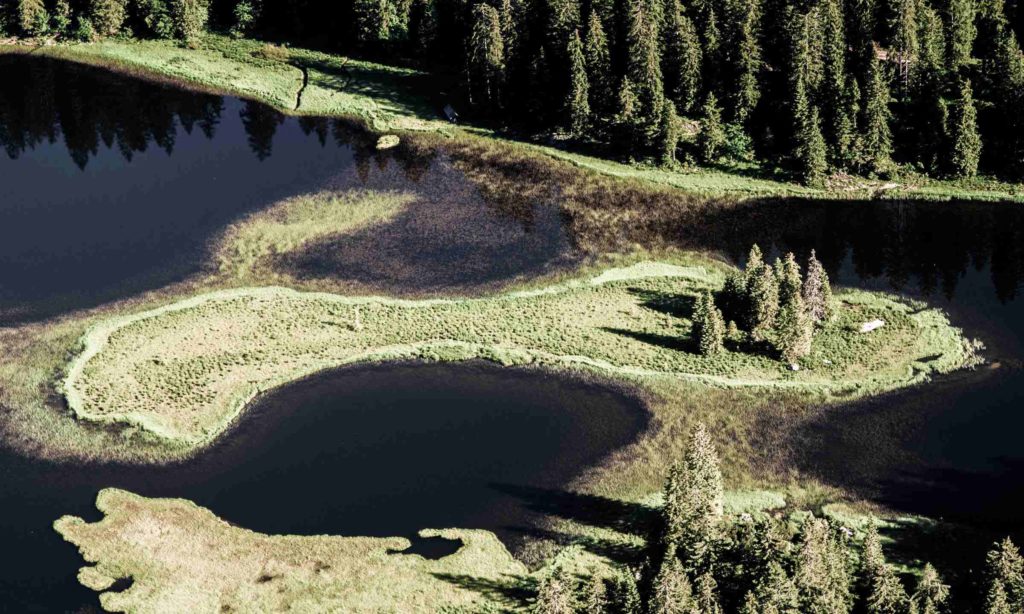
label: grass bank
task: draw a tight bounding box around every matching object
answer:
[3,35,1021,202]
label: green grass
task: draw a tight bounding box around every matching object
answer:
[3,35,1021,202]
[55,488,530,613]
[63,259,973,446]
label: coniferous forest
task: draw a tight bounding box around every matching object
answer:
[2,0,1023,184]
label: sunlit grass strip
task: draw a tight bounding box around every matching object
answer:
[63,262,975,447]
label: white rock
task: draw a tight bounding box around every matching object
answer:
[859,319,885,333]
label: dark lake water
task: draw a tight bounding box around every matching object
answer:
[0,362,647,611]
[0,56,575,322]
[3,54,1024,609]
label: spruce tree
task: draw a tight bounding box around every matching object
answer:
[534,567,575,614]
[746,264,780,341]
[353,0,391,44]
[693,572,723,614]
[776,292,814,363]
[796,104,829,186]
[583,12,613,115]
[18,0,47,36]
[949,78,981,178]
[860,52,894,177]
[725,0,761,123]
[89,0,126,37]
[467,4,505,109]
[820,0,856,166]
[625,0,665,149]
[753,560,802,612]
[648,548,695,613]
[694,291,726,355]
[985,538,1024,611]
[409,0,438,54]
[911,563,949,614]
[608,569,642,614]
[614,78,642,154]
[867,564,910,614]
[795,518,854,613]
[566,30,591,136]
[580,574,608,613]
[777,252,803,307]
[803,250,835,324]
[986,580,1013,614]
[947,0,976,72]
[720,270,749,325]
[676,422,724,573]
[658,100,679,164]
[170,0,208,42]
[697,91,726,163]
[746,243,765,273]
[661,0,702,113]
[52,0,72,35]
[891,0,919,91]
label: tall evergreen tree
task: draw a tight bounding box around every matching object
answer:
[820,0,856,166]
[566,30,591,136]
[986,580,1013,614]
[467,4,505,109]
[17,0,47,35]
[608,569,642,614]
[776,291,814,362]
[583,11,614,115]
[862,526,910,614]
[946,0,976,72]
[661,0,702,113]
[649,548,695,613]
[89,0,126,37]
[697,91,726,162]
[949,78,981,177]
[890,0,919,91]
[169,0,209,41]
[693,291,726,355]
[580,574,609,613]
[625,0,665,147]
[795,518,854,613]
[657,100,679,164]
[796,103,829,186]
[534,567,575,614]
[694,572,723,614]
[353,0,391,44]
[746,263,780,341]
[803,250,835,324]
[675,422,724,573]
[860,52,894,176]
[910,563,949,614]
[985,538,1024,611]
[723,0,761,123]
[52,0,72,35]
[777,252,803,307]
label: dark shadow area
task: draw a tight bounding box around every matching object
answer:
[388,535,463,560]
[628,287,699,319]
[431,572,537,605]
[602,327,692,353]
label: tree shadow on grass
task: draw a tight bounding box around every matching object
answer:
[626,287,700,319]
[430,572,537,608]
[601,327,692,353]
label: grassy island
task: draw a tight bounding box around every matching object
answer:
[64,261,971,446]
